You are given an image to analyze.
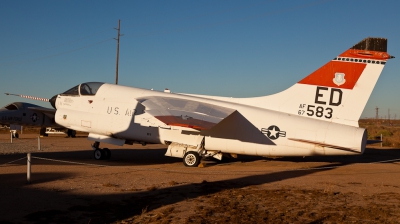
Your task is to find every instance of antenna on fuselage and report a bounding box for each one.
[114,19,123,85]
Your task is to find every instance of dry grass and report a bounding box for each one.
[359,119,400,147]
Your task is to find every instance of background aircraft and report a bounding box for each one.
[7,37,394,167]
[0,102,76,138]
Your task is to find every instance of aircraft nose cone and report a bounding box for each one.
[49,95,58,109]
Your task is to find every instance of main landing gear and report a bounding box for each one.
[11,130,19,138]
[92,141,111,160]
[183,151,201,167]
[67,129,76,138]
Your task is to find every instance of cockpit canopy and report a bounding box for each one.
[61,82,104,96]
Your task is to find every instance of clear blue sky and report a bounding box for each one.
[1,0,399,118]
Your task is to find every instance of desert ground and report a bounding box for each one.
[1,132,400,223]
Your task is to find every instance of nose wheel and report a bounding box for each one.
[92,142,111,160]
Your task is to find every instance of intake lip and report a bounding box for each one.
[49,94,58,109]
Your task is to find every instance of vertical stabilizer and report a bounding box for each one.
[243,37,393,126]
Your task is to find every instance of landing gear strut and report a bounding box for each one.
[11,130,19,138]
[92,141,111,160]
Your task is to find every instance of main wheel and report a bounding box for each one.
[94,149,103,160]
[103,148,111,160]
[183,151,200,167]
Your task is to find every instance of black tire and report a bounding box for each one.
[40,128,46,136]
[94,149,103,160]
[183,151,200,167]
[103,148,111,160]
[220,154,233,163]
[14,133,19,138]
[71,130,76,138]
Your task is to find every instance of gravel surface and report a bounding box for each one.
[1,134,400,223]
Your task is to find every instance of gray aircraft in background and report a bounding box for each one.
[0,102,75,138]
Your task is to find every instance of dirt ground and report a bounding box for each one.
[1,133,400,223]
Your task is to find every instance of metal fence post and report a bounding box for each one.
[10,132,12,143]
[27,153,31,183]
[38,136,41,151]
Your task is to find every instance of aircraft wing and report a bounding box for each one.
[27,107,56,119]
[137,96,236,130]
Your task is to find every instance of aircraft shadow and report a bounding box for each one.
[0,163,337,223]
[254,147,400,164]
[0,147,182,166]
[1,147,400,223]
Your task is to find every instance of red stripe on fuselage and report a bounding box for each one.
[155,116,216,130]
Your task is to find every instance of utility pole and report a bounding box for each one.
[388,109,390,121]
[375,107,379,120]
[114,19,123,85]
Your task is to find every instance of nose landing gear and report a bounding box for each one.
[92,141,111,160]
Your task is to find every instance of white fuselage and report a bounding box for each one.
[54,83,365,157]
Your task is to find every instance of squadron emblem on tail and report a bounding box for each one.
[333,72,346,86]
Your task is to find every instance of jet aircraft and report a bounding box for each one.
[8,37,395,167]
[0,102,76,137]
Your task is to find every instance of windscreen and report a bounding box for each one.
[61,85,79,96]
[60,82,104,96]
[4,104,19,110]
[80,82,104,96]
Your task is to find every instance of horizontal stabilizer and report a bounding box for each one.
[366,139,382,144]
